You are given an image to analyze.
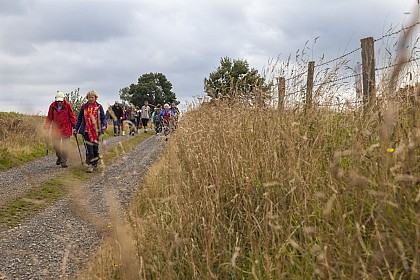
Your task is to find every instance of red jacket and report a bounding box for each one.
[45,100,77,138]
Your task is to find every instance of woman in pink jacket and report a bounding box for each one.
[44,91,76,168]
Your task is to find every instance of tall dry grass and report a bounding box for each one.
[0,112,47,169]
[106,88,418,279]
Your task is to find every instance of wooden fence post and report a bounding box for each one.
[305,61,315,111]
[277,77,285,110]
[360,37,376,110]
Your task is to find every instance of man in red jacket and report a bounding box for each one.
[44,91,77,168]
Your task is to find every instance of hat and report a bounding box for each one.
[55,91,65,102]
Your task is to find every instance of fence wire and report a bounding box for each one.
[284,57,417,95]
[374,21,420,43]
[275,22,419,108]
[282,22,419,82]
[315,47,362,68]
[375,56,420,72]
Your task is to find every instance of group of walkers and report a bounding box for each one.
[110,100,179,139]
[109,100,152,136]
[44,90,179,173]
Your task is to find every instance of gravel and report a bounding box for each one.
[0,135,140,206]
[0,134,164,279]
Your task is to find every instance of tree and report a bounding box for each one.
[204,57,266,101]
[64,88,84,116]
[119,86,132,104]
[121,73,177,107]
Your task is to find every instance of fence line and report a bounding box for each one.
[285,70,308,82]
[315,22,420,69]
[374,21,420,43]
[375,56,420,72]
[283,56,418,99]
[316,47,361,68]
[313,72,362,87]
[276,22,419,110]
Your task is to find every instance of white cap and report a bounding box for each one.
[55,91,65,102]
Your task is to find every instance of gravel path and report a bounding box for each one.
[0,135,135,206]
[0,135,164,279]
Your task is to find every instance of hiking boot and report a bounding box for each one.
[61,162,68,168]
[56,158,62,165]
[86,165,94,173]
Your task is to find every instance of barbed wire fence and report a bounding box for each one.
[272,21,420,111]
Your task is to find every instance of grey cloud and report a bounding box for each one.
[0,1,136,56]
[0,0,32,16]
[0,0,416,114]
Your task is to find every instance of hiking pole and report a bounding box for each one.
[74,133,84,165]
[45,129,50,155]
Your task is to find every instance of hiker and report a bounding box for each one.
[158,103,175,140]
[140,100,151,133]
[73,90,107,173]
[121,105,127,136]
[44,91,77,168]
[111,101,122,136]
[171,101,180,128]
[152,103,162,134]
[135,106,141,132]
[127,104,137,135]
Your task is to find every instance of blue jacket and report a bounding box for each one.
[75,102,107,135]
[158,108,175,122]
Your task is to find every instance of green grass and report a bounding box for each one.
[0,178,67,228]
[0,145,47,171]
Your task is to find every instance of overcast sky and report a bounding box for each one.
[0,0,418,114]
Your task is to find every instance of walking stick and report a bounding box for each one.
[74,133,84,165]
[45,129,50,155]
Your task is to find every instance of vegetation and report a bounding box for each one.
[120,72,177,107]
[0,112,46,170]
[204,57,266,102]
[64,87,85,116]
